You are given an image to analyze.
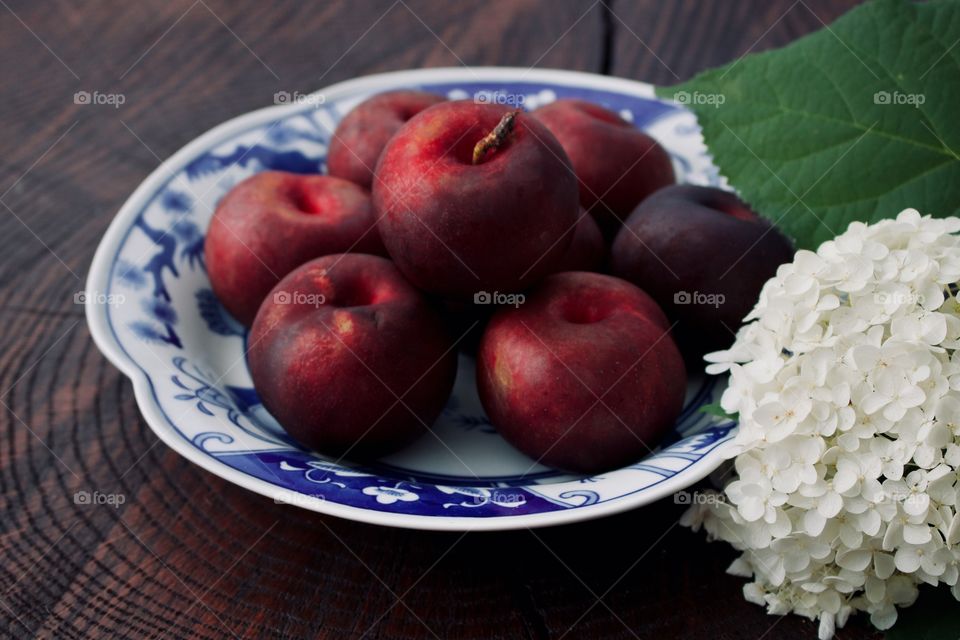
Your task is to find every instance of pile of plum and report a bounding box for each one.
[205,91,793,473]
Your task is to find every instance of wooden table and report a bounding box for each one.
[0,1,879,638]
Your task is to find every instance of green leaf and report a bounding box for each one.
[885,586,960,640]
[698,402,737,421]
[656,0,960,250]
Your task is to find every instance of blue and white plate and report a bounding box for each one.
[86,67,736,531]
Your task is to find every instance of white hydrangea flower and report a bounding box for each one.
[687,209,960,638]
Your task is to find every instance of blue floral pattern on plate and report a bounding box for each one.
[86,68,735,530]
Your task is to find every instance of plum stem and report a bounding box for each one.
[472,110,519,165]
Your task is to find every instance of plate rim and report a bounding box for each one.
[86,66,734,531]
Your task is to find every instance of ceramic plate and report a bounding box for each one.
[86,67,736,531]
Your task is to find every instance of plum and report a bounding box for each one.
[373,101,579,297]
[205,171,386,326]
[248,253,457,457]
[327,90,445,189]
[476,271,685,473]
[533,99,675,236]
[610,185,794,355]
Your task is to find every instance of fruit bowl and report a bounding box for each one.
[86,67,736,531]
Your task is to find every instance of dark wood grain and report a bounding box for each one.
[607,0,863,85]
[0,1,881,639]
